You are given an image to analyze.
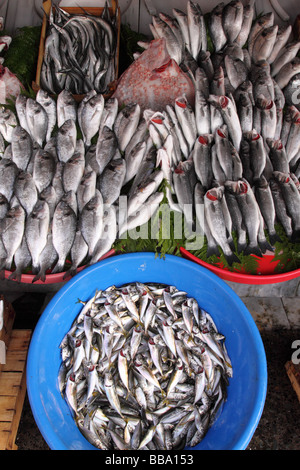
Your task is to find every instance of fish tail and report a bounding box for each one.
[224,252,240,266]
[206,245,220,258]
[291,229,300,243]
[51,258,65,274]
[268,232,282,246]
[237,242,247,254]
[244,244,263,257]
[63,267,77,280]
[259,238,274,253]
[8,270,21,282]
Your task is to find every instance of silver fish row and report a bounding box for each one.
[40,1,118,95]
[58,282,232,450]
[138,1,300,264]
[0,90,175,281]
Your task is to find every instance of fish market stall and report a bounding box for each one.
[0,0,299,454]
[0,0,299,288]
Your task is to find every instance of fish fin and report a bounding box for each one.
[291,229,300,243]
[268,232,282,246]
[0,269,5,281]
[244,244,263,257]
[8,270,21,283]
[224,252,240,266]
[63,267,77,280]
[259,239,274,253]
[206,245,220,258]
[51,260,65,274]
[237,242,247,254]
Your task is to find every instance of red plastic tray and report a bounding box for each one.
[180,247,300,285]
[3,249,116,285]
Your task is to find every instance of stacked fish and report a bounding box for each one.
[0,89,167,281]
[58,282,232,450]
[40,2,118,95]
[137,0,300,265]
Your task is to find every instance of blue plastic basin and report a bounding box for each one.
[26,252,267,450]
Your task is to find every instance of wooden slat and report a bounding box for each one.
[0,296,16,376]
[0,329,32,450]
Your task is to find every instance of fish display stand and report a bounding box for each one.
[0,295,31,450]
[32,0,121,101]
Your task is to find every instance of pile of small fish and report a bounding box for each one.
[132,0,300,265]
[58,282,232,450]
[40,2,118,94]
[0,89,167,281]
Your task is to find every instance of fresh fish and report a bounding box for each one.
[114,103,141,153]
[191,135,213,190]
[222,1,244,44]
[0,193,8,219]
[151,15,182,65]
[15,94,30,134]
[204,186,239,266]
[248,12,274,57]
[273,171,300,240]
[56,89,77,128]
[77,169,97,214]
[36,89,56,142]
[267,24,292,64]
[8,237,31,283]
[271,41,300,78]
[0,159,18,201]
[252,25,278,64]
[87,205,117,266]
[208,95,242,151]
[119,191,164,237]
[25,98,48,147]
[79,93,104,147]
[57,119,77,163]
[0,106,17,144]
[174,95,197,153]
[52,200,77,273]
[11,126,32,171]
[79,189,104,259]
[208,3,227,53]
[254,176,281,245]
[32,233,58,283]
[14,171,38,216]
[95,125,118,175]
[97,157,126,206]
[33,149,56,194]
[124,141,147,185]
[25,200,50,273]
[227,179,263,257]
[62,150,85,194]
[269,178,293,239]
[274,57,300,89]
[235,0,255,48]
[244,130,266,181]
[266,139,289,173]
[224,55,248,90]
[0,204,25,270]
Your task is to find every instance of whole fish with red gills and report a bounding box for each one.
[112,38,195,111]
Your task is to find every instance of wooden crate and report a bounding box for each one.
[0,296,32,450]
[32,0,121,101]
[285,360,300,403]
